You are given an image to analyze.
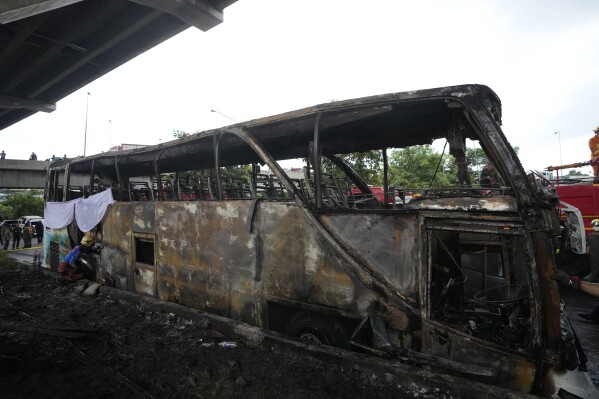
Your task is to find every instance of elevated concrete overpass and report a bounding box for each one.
[0,159,86,189]
[0,159,51,188]
[0,0,237,131]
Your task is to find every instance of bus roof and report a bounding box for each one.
[52,84,502,179]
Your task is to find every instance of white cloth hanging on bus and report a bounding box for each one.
[44,198,80,229]
[74,189,116,232]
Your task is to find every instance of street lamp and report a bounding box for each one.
[109,119,112,149]
[210,109,236,124]
[554,131,562,166]
[84,91,91,156]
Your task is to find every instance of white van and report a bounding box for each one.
[17,215,43,230]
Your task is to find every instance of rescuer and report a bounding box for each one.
[554,219,599,322]
[11,225,21,250]
[57,233,99,284]
[22,223,34,248]
[588,126,599,176]
[1,225,10,251]
[554,269,599,321]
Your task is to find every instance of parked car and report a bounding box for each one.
[0,219,18,229]
[17,216,43,237]
[17,216,43,229]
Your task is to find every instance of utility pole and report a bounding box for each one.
[84,92,91,156]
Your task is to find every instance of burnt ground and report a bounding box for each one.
[0,255,597,399]
[0,258,458,399]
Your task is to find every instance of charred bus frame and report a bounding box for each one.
[44,84,598,398]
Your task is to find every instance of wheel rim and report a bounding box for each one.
[299,330,329,345]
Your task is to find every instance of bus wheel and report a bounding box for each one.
[284,311,347,348]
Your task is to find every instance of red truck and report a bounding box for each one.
[555,181,599,234]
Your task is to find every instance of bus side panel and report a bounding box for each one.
[102,201,381,328]
[319,213,420,304]
[155,201,260,325]
[421,320,536,393]
[258,203,378,316]
[101,204,135,291]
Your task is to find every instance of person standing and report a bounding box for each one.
[1,226,10,250]
[34,221,44,244]
[29,152,37,160]
[22,223,33,248]
[0,150,5,159]
[588,126,599,177]
[11,225,21,249]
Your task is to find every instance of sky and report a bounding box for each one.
[2,0,599,176]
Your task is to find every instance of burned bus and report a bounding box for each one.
[44,84,598,398]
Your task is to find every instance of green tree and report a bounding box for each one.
[466,147,487,172]
[0,190,43,219]
[568,170,583,176]
[172,129,192,139]
[322,151,383,185]
[220,165,251,180]
[388,145,457,188]
[466,145,519,184]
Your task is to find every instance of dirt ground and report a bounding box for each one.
[0,258,458,399]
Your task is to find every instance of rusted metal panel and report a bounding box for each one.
[533,232,561,350]
[156,201,257,318]
[99,200,381,325]
[408,196,518,213]
[319,213,420,304]
[258,203,379,316]
[101,205,134,290]
[421,320,536,392]
[133,261,155,297]
[131,203,156,233]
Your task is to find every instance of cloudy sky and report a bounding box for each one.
[3,0,599,175]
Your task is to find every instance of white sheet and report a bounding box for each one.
[44,199,80,229]
[75,189,116,232]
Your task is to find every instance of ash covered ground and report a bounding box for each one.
[0,259,454,399]
[2,256,598,399]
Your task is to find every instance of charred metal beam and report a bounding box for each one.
[313,113,322,210]
[213,134,222,200]
[153,148,165,201]
[383,148,388,207]
[447,115,470,186]
[224,127,297,199]
[63,164,70,201]
[89,158,95,197]
[52,169,59,202]
[114,156,122,201]
[326,154,371,195]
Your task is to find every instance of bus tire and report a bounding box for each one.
[284,311,348,348]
